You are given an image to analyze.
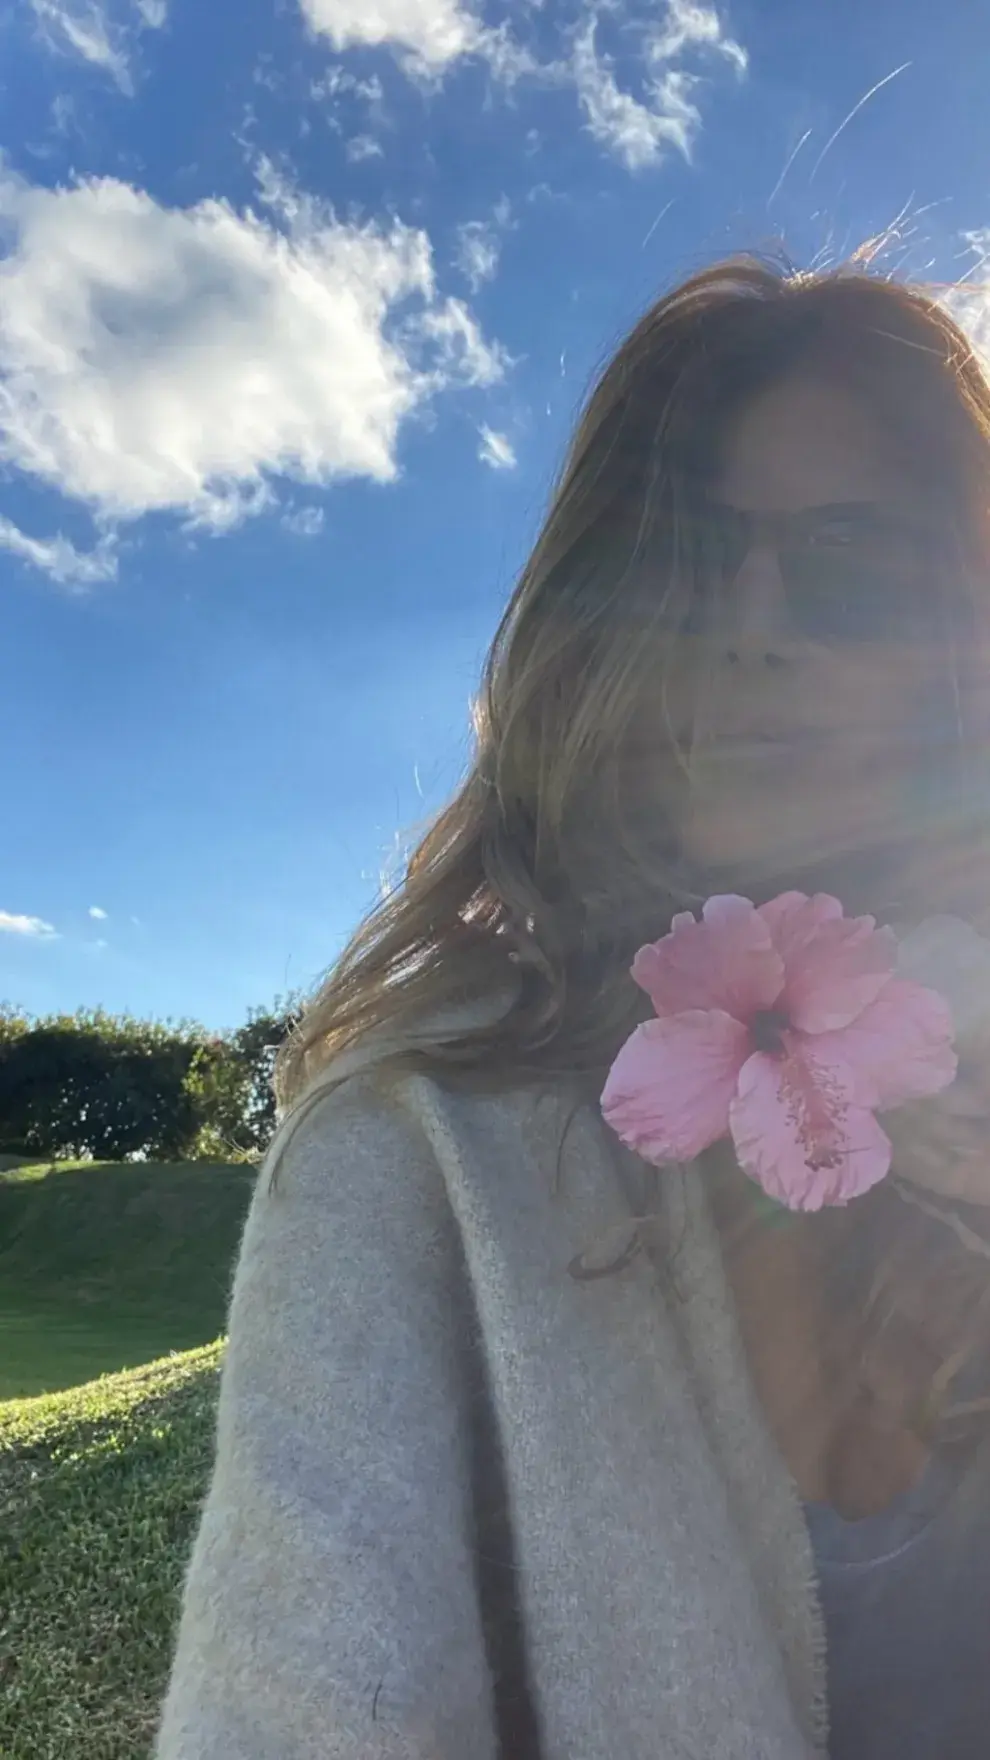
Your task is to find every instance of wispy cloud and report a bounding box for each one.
[0,156,506,542]
[0,516,117,587]
[573,1,747,172]
[454,198,512,292]
[0,910,58,938]
[478,425,516,470]
[281,505,325,536]
[648,0,747,71]
[456,221,500,290]
[303,2,747,171]
[29,0,167,95]
[345,133,385,163]
[88,905,108,919]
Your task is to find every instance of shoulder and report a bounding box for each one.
[263,988,574,1209]
[264,1058,573,1221]
[221,1030,583,1429]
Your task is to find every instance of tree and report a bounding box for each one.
[0,1011,204,1161]
[0,997,305,1164]
[191,998,303,1159]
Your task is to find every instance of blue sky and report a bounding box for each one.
[3,0,990,1030]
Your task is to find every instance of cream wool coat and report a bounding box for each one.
[155,1004,829,1760]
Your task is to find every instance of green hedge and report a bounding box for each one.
[0,1001,300,1164]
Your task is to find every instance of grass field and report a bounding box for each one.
[0,1157,257,1756]
[0,1158,255,1400]
[0,1345,224,1760]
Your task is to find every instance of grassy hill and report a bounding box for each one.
[0,1345,223,1760]
[0,1159,256,1400]
[0,1157,259,1753]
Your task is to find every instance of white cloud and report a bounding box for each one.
[0,910,57,938]
[648,0,747,72]
[303,3,745,170]
[455,222,499,290]
[88,905,108,919]
[0,515,117,585]
[572,20,670,171]
[300,0,480,72]
[454,200,512,291]
[31,0,131,90]
[478,424,516,469]
[0,157,506,535]
[309,66,384,106]
[282,504,325,535]
[413,295,506,385]
[469,19,537,85]
[345,133,385,162]
[573,2,747,172]
[29,0,167,95]
[299,0,534,83]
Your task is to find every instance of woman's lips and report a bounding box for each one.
[684,734,825,777]
[748,732,818,749]
[696,730,822,756]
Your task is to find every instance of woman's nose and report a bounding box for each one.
[721,542,791,667]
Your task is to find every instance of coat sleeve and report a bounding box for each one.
[154,1073,500,1759]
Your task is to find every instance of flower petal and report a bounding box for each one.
[760,892,897,1034]
[812,978,957,1110]
[759,889,844,933]
[631,895,784,1023]
[729,1043,892,1211]
[602,1009,749,1164]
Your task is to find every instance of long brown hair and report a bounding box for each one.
[275,249,990,1451]
[279,249,990,1103]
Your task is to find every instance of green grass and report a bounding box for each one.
[0,1158,256,1752]
[0,1345,223,1760]
[0,1159,256,1399]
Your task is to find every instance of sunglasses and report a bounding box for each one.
[678,500,960,644]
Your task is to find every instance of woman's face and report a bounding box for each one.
[669,373,971,891]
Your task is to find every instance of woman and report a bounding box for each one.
[156,253,990,1759]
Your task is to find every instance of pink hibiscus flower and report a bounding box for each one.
[601,892,958,1211]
